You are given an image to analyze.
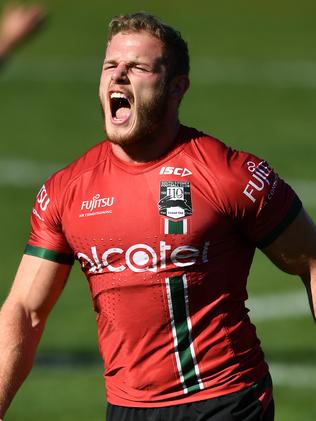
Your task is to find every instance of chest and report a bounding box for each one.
[61,161,234,278]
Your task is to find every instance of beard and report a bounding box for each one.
[100,81,169,147]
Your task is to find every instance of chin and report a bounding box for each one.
[106,126,140,146]
[105,118,144,146]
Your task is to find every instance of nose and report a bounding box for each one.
[111,62,129,83]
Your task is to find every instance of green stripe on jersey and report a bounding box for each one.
[164,218,187,234]
[24,244,74,265]
[166,275,204,394]
[257,196,302,248]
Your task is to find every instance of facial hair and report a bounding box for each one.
[101,80,169,147]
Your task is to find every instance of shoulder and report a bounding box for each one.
[180,125,230,162]
[180,125,261,178]
[36,140,111,217]
[47,139,110,191]
[180,125,280,210]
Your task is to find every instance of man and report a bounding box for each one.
[0,12,315,421]
[0,3,46,66]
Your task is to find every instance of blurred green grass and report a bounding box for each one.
[1,0,316,419]
[4,368,105,421]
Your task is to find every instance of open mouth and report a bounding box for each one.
[110,92,132,122]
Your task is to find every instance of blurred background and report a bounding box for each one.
[0,0,316,419]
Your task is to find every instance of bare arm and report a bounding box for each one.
[262,207,316,320]
[0,4,46,60]
[0,254,71,419]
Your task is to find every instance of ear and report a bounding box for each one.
[169,75,190,102]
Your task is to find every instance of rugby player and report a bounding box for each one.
[1,12,315,421]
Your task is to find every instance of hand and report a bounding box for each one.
[0,3,46,56]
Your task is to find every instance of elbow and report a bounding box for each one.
[29,307,48,329]
[8,299,47,330]
[29,310,43,328]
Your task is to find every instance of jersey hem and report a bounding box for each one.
[106,366,269,408]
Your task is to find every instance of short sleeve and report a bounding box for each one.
[25,174,74,265]
[219,149,302,247]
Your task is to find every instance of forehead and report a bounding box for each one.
[105,31,164,62]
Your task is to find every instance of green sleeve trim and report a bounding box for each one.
[24,244,74,265]
[257,196,302,249]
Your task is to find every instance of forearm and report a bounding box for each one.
[0,300,44,418]
[0,4,46,64]
[0,255,71,418]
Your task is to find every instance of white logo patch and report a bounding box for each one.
[36,184,50,211]
[80,194,114,218]
[160,167,192,177]
[243,161,272,203]
[77,240,210,274]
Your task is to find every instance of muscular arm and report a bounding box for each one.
[262,207,316,320]
[0,255,71,418]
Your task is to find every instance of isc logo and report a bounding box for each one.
[160,166,192,177]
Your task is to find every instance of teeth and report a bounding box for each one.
[110,92,127,99]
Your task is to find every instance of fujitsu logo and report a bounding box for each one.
[81,194,114,212]
[77,240,210,274]
[160,166,192,177]
[243,161,273,203]
[37,184,50,211]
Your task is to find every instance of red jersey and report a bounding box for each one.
[26,126,301,407]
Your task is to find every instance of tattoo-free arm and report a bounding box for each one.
[262,208,316,320]
[0,4,46,62]
[0,254,71,418]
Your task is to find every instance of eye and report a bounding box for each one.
[103,63,117,71]
[133,65,149,73]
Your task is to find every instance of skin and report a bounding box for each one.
[263,208,316,320]
[0,29,316,419]
[99,31,189,163]
[0,4,46,60]
[0,255,71,419]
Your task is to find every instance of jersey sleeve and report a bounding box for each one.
[25,172,75,265]
[219,149,302,248]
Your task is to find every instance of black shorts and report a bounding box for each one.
[106,373,274,421]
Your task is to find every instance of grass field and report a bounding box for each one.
[1,0,316,419]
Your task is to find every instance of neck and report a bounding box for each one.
[110,120,181,164]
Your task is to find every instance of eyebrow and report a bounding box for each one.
[104,59,150,66]
[103,59,117,66]
[103,58,166,73]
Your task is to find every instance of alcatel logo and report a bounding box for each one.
[77,241,210,274]
[160,166,192,177]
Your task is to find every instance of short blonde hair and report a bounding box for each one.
[108,12,190,80]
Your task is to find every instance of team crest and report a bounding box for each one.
[158,181,192,220]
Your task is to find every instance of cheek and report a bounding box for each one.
[138,83,161,103]
[99,74,108,96]
[147,77,167,96]
[99,89,108,112]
